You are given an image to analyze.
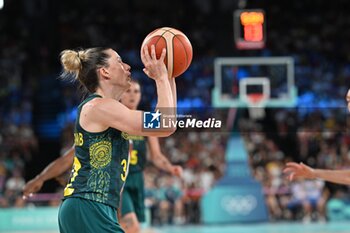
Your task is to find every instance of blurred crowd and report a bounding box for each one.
[2,0,350,225]
[143,132,227,225]
[0,90,38,208]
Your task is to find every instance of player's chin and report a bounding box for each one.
[126,76,132,85]
[124,76,132,86]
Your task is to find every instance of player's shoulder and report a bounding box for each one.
[89,97,120,108]
[82,97,122,114]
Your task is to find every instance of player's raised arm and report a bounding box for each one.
[23,147,75,199]
[169,74,177,109]
[142,45,175,111]
[89,99,173,137]
[142,45,177,131]
[283,162,350,185]
[87,45,176,137]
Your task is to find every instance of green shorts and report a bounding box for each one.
[58,197,124,233]
[121,171,145,222]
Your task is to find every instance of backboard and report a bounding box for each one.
[212,57,297,108]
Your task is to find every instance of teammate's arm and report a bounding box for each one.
[147,136,183,177]
[284,162,350,185]
[22,147,75,199]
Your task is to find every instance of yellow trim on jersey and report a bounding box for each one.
[64,156,82,196]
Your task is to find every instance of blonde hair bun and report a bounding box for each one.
[60,50,82,73]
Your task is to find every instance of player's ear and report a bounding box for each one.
[99,67,110,80]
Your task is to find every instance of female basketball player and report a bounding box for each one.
[57,45,176,233]
[23,81,182,233]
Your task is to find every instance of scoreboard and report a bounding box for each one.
[234,9,266,50]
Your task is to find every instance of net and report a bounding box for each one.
[246,93,266,120]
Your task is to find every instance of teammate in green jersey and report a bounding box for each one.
[50,46,176,233]
[119,80,182,233]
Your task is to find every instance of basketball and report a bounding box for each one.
[141,27,193,78]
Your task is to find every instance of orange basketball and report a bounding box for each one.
[141,27,193,78]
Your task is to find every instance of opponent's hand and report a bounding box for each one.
[22,176,44,199]
[170,165,183,178]
[346,89,350,112]
[141,45,168,80]
[283,162,316,181]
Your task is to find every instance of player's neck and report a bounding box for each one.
[95,86,125,100]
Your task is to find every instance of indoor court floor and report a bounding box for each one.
[158,222,350,233]
[8,222,350,233]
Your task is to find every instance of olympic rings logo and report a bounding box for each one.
[221,195,257,215]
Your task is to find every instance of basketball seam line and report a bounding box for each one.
[155,29,174,77]
[168,29,191,75]
[162,31,175,77]
[164,29,190,77]
[153,30,169,50]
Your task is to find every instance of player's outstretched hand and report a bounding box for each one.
[170,165,183,178]
[141,45,168,80]
[22,176,44,199]
[283,162,315,181]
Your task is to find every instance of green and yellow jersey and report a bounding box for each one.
[127,135,147,174]
[121,135,147,222]
[63,94,129,209]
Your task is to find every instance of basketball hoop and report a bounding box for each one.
[246,93,266,120]
[239,77,270,120]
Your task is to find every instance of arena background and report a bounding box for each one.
[1,0,350,232]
